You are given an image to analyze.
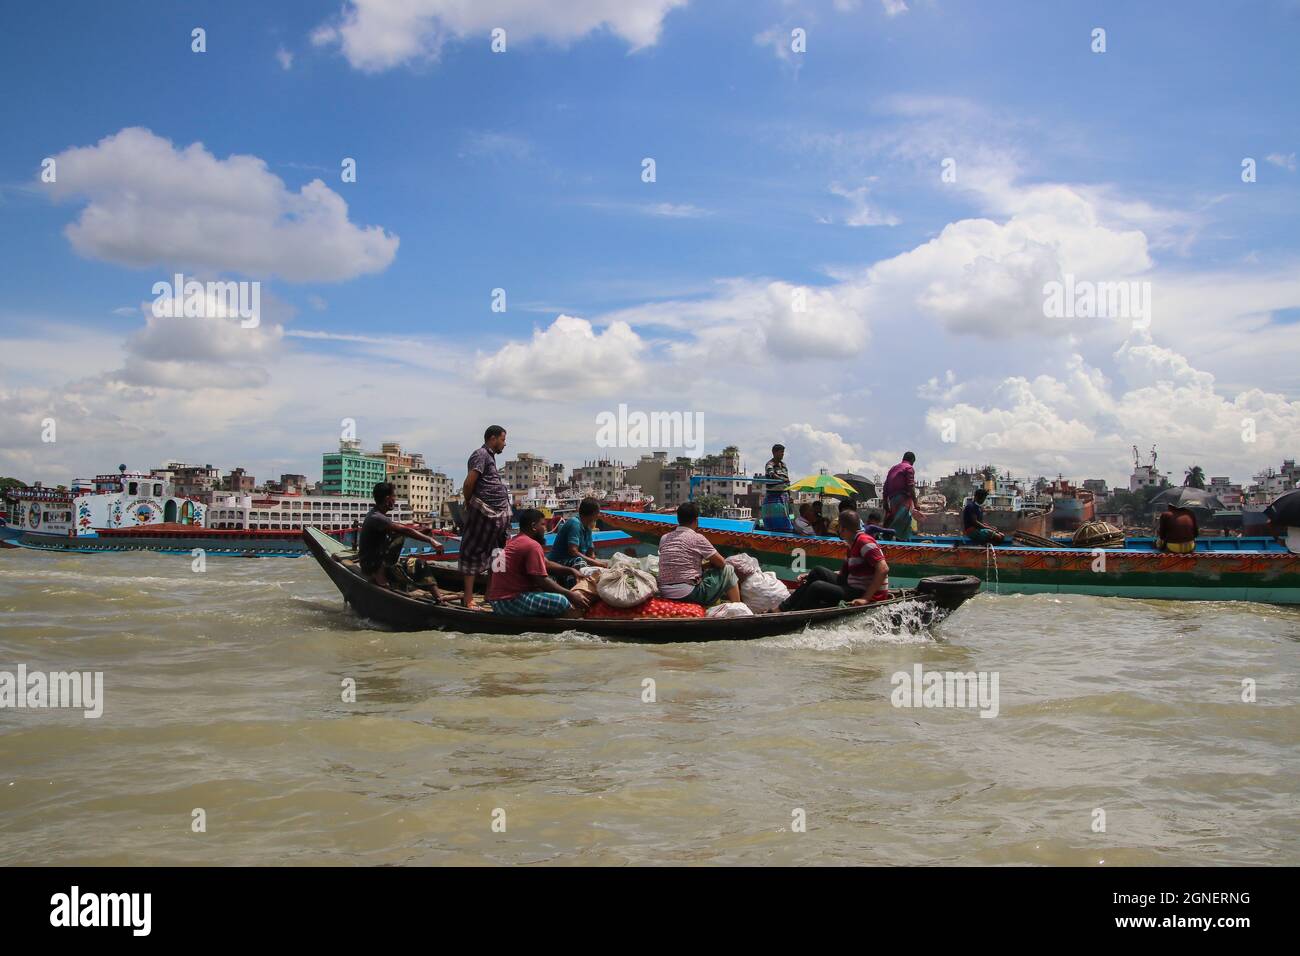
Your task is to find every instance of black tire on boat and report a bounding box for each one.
[917,574,981,611]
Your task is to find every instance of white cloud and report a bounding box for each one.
[828,180,900,227]
[45,128,398,282]
[584,200,711,218]
[1265,152,1296,172]
[881,0,909,16]
[473,315,648,400]
[778,423,895,478]
[313,0,687,72]
[924,333,1300,481]
[459,130,534,161]
[754,26,798,65]
[866,183,1152,338]
[276,47,294,70]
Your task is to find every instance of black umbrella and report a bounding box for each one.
[1151,486,1223,513]
[835,473,876,500]
[1265,489,1300,527]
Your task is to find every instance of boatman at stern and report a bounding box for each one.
[778,510,890,612]
[358,481,446,592]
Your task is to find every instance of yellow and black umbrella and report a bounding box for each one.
[788,472,857,498]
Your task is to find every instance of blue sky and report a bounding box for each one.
[1,0,1298,490]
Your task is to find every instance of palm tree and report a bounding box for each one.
[1184,465,1206,489]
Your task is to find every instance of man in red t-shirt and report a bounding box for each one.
[778,511,890,612]
[487,509,592,617]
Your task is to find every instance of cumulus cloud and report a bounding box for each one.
[924,333,1300,479]
[313,0,687,72]
[867,182,1152,338]
[778,423,895,477]
[473,315,647,400]
[44,128,398,282]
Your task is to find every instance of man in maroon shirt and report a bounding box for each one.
[487,510,592,617]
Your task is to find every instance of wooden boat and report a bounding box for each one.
[598,510,1300,605]
[303,527,979,642]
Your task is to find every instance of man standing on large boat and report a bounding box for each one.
[460,425,512,609]
[762,443,793,532]
[883,452,918,541]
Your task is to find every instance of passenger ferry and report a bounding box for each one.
[0,467,414,557]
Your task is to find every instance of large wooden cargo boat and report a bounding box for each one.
[598,511,1300,605]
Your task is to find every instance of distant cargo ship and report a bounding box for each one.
[1047,478,1097,531]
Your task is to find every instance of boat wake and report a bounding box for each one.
[762,599,940,650]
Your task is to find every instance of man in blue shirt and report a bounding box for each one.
[549,497,609,584]
[962,489,1005,544]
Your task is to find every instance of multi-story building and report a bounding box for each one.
[206,492,410,532]
[503,453,550,493]
[161,462,221,498]
[226,467,255,493]
[1207,477,1244,510]
[391,468,436,523]
[1129,463,1166,492]
[378,441,426,476]
[1082,478,1109,498]
[624,452,693,509]
[572,459,626,492]
[322,440,389,498]
[625,452,668,503]
[695,446,742,476]
[1249,466,1294,499]
[549,463,566,488]
[694,475,752,507]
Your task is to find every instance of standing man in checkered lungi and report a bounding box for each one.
[460,425,512,609]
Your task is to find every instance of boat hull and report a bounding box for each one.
[1051,496,1096,531]
[303,527,967,641]
[0,523,638,560]
[598,511,1300,604]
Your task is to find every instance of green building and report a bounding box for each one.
[321,443,388,498]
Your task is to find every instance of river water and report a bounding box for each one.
[1,550,1296,866]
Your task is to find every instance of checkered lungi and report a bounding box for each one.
[491,591,570,617]
[458,500,511,575]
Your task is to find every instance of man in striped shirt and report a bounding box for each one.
[778,510,889,612]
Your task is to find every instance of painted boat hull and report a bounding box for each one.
[598,511,1300,605]
[303,527,971,641]
[0,523,637,560]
